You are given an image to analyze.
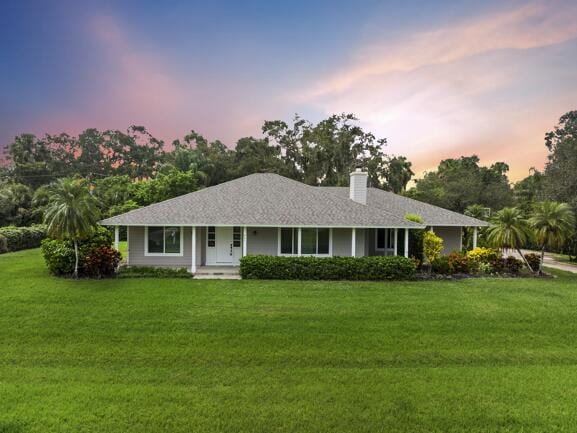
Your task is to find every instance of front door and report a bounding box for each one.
[216,227,233,264]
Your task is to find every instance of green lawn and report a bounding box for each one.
[2,250,577,432]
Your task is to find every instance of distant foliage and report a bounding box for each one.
[240,255,417,280]
[0,225,46,254]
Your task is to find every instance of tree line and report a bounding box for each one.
[1,111,576,259]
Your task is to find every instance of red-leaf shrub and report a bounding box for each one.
[524,253,541,272]
[447,252,470,274]
[81,246,121,278]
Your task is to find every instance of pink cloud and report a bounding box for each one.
[306,0,577,98]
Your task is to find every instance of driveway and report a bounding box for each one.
[519,250,577,274]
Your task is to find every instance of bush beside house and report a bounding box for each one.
[41,226,120,278]
[0,225,46,254]
[240,255,417,280]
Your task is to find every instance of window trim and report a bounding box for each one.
[278,227,332,257]
[144,226,184,257]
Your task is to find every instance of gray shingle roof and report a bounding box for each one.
[100,173,424,228]
[326,187,489,227]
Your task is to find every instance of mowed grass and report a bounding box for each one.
[1,250,577,432]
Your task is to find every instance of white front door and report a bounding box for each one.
[206,226,242,265]
[216,227,233,264]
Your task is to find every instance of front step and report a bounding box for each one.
[193,267,241,280]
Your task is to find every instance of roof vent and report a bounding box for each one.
[349,168,368,205]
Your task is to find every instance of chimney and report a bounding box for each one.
[349,168,368,205]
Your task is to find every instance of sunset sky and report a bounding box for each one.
[1,0,576,180]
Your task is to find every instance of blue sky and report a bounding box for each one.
[1,0,576,179]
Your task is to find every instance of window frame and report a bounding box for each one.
[144,226,184,257]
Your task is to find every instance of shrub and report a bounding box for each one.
[40,239,76,275]
[117,266,191,278]
[467,247,500,265]
[82,246,121,278]
[239,255,416,280]
[431,256,450,274]
[41,226,116,277]
[447,252,470,274]
[524,253,541,272]
[423,231,444,264]
[0,225,46,254]
[505,256,523,274]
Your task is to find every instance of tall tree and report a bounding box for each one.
[529,201,575,274]
[541,111,577,259]
[5,134,53,188]
[486,207,532,270]
[384,156,414,193]
[262,114,391,187]
[406,155,513,213]
[44,178,100,278]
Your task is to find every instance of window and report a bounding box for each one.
[207,226,215,247]
[376,228,386,250]
[146,226,182,255]
[233,227,241,248]
[376,229,396,252]
[279,228,331,256]
[280,228,298,254]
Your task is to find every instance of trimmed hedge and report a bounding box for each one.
[240,255,416,280]
[0,225,46,254]
[116,266,191,279]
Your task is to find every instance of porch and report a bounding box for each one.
[115,225,414,274]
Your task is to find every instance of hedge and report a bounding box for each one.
[0,225,46,254]
[239,255,417,280]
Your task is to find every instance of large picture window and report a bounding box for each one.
[145,226,183,255]
[280,228,330,256]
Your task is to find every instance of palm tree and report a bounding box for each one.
[529,201,575,274]
[486,207,533,271]
[44,178,100,278]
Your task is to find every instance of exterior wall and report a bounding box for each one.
[127,225,421,267]
[332,228,352,256]
[128,226,193,268]
[246,227,278,255]
[433,226,463,255]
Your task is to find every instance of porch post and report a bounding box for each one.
[242,226,248,257]
[351,228,356,257]
[473,227,478,250]
[394,228,398,256]
[297,228,302,256]
[114,226,119,251]
[404,229,409,258]
[191,226,197,273]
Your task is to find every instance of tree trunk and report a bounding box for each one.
[539,246,546,276]
[516,248,534,274]
[73,240,79,279]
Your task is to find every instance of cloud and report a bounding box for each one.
[306,0,577,98]
[301,0,577,180]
